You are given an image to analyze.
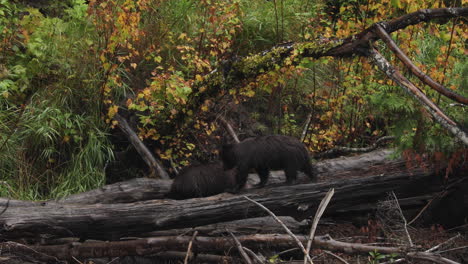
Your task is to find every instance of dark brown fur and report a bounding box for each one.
[221,135,316,192]
[166,162,237,199]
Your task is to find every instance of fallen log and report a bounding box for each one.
[59,149,399,204]
[0,242,64,264]
[24,234,461,264]
[21,234,402,260]
[58,178,172,204]
[0,167,461,241]
[25,216,307,245]
[140,216,308,237]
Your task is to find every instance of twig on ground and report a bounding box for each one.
[229,231,253,264]
[105,257,120,264]
[184,230,198,264]
[426,233,461,253]
[436,246,468,254]
[304,188,334,264]
[244,196,313,264]
[407,252,460,264]
[407,193,440,225]
[391,191,413,247]
[72,256,83,264]
[242,246,265,264]
[324,250,350,264]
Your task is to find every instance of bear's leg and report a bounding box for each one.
[302,161,317,182]
[226,166,249,193]
[255,167,270,188]
[284,166,298,185]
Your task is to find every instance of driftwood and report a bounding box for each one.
[0,167,461,241]
[59,149,397,205]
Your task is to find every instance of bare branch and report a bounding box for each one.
[426,233,461,253]
[407,193,439,226]
[326,8,468,57]
[301,112,313,142]
[323,250,350,264]
[304,189,334,264]
[244,196,313,264]
[374,23,468,105]
[391,191,413,247]
[217,116,240,143]
[242,247,265,264]
[184,231,198,264]
[114,113,169,179]
[229,231,253,264]
[366,47,468,145]
[407,252,460,264]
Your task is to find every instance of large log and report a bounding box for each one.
[58,178,173,204]
[59,149,398,204]
[1,167,461,241]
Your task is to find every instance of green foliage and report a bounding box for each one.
[0,1,112,200]
[368,250,398,264]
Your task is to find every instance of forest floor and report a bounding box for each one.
[307,222,468,263]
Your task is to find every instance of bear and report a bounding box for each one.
[221,135,316,192]
[166,162,237,199]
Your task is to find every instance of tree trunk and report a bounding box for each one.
[59,149,399,205]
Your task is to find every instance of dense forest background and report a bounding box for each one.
[0,0,466,200]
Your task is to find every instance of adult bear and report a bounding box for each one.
[221,135,316,192]
[166,162,237,199]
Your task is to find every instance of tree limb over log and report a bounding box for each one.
[373,23,467,105]
[1,167,463,241]
[325,8,468,57]
[365,47,468,145]
[205,8,467,88]
[191,7,467,144]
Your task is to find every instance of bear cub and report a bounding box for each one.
[166,162,237,199]
[221,135,316,192]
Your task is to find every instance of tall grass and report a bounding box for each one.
[0,0,113,200]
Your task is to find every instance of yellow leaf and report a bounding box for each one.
[195,74,203,82]
[107,105,119,118]
[130,63,137,69]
